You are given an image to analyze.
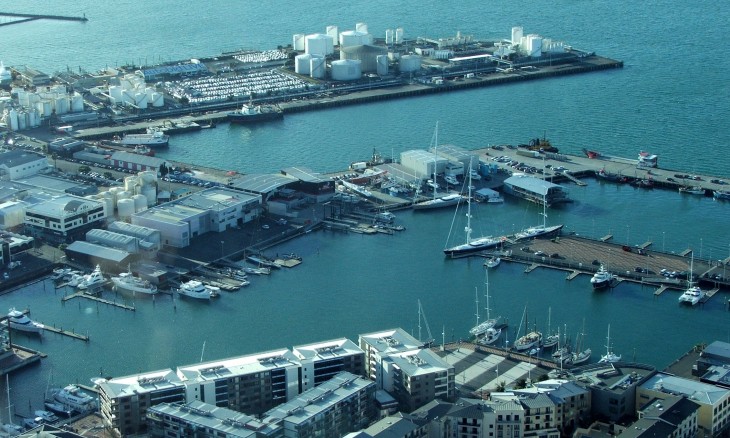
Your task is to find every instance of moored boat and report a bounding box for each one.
[598,324,621,363]
[49,384,98,414]
[413,193,465,210]
[111,270,157,295]
[679,186,704,195]
[714,190,730,201]
[227,100,283,124]
[178,280,219,300]
[44,400,73,417]
[678,285,705,306]
[77,265,106,290]
[570,348,592,365]
[514,331,543,352]
[4,308,44,333]
[590,265,616,290]
[119,130,169,147]
[33,410,58,423]
[478,327,502,345]
[483,256,501,268]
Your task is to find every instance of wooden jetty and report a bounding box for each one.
[62,291,135,311]
[43,325,89,342]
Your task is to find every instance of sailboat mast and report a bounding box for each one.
[484,269,491,321]
[474,287,480,330]
[464,159,473,244]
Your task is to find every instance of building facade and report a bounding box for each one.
[292,338,365,393]
[24,195,106,243]
[0,150,48,180]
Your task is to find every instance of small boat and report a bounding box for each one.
[541,308,559,349]
[50,267,73,281]
[514,331,543,352]
[66,273,84,287]
[590,265,616,290]
[2,423,23,435]
[512,195,564,241]
[246,255,280,269]
[598,324,621,363]
[477,327,502,345]
[714,190,730,201]
[679,186,704,195]
[77,265,105,290]
[33,410,58,423]
[44,400,73,417]
[413,193,465,211]
[483,256,501,268]
[23,417,43,430]
[678,254,705,306]
[178,280,219,300]
[469,269,501,337]
[111,270,157,295]
[243,266,271,275]
[582,148,602,159]
[4,308,44,333]
[571,348,592,365]
[49,384,97,414]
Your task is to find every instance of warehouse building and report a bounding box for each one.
[64,240,134,271]
[503,175,569,207]
[107,221,161,251]
[111,151,167,173]
[131,187,261,248]
[0,150,48,180]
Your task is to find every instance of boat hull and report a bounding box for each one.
[112,279,158,295]
[413,196,463,211]
[227,111,283,124]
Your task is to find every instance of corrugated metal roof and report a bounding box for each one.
[66,240,130,262]
[111,151,165,167]
[281,167,327,183]
[504,175,563,196]
[229,173,296,193]
[0,150,47,168]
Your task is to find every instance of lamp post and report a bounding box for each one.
[662,232,666,252]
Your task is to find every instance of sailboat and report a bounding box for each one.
[513,307,542,352]
[541,307,560,349]
[414,123,465,211]
[512,194,564,241]
[569,321,592,365]
[678,252,706,306]
[444,159,504,257]
[470,270,502,345]
[2,375,23,436]
[598,324,622,363]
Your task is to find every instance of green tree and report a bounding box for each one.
[78,165,91,174]
[514,378,527,389]
[494,380,507,392]
[103,172,113,180]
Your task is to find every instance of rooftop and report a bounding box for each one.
[387,348,451,376]
[149,400,273,437]
[0,149,48,168]
[26,195,103,218]
[641,371,730,406]
[292,338,362,361]
[281,167,329,184]
[176,348,299,381]
[229,173,296,194]
[66,241,131,263]
[504,174,564,195]
[359,328,424,355]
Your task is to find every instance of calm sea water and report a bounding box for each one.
[1,0,729,422]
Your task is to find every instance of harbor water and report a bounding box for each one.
[1,0,729,422]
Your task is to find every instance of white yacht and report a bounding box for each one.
[4,308,44,333]
[512,195,564,241]
[514,331,543,352]
[478,327,502,345]
[178,280,219,300]
[678,285,705,306]
[598,324,622,363]
[590,265,616,290]
[111,271,158,295]
[483,256,501,268]
[77,265,106,289]
[50,384,98,414]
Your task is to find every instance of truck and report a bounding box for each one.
[516,149,540,158]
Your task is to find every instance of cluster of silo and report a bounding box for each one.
[10,84,84,119]
[295,53,326,79]
[1,107,41,130]
[0,61,11,86]
[339,45,388,73]
[93,171,157,220]
[331,60,362,81]
[108,73,162,109]
[385,28,405,45]
[522,34,543,57]
[339,30,373,48]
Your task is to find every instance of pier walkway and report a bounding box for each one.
[62,291,136,311]
[0,12,88,24]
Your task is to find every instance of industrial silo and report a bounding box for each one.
[385,29,394,45]
[526,34,542,57]
[395,28,404,44]
[330,59,362,81]
[150,92,164,107]
[398,54,422,73]
[7,109,18,131]
[339,30,368,48]
[71,92,84,112]
[305,34,333,56]
[512,26,523,45]
[132,194,148,213]
[292,34,305,51]
[326,25,338,42]
[310,55,326,79]
[141,185,156,207]
[376,55,388,76]
[54,96,69,114]
[117,198,135,219]
[109,86,123,101]
[339,45,388,73]
[140,171,157,185]
[355,22,368,34]
[124,176,139,192]
[295,54,312,75]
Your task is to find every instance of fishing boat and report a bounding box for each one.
[119,130,169,147]
[512,195,563,241]
[582,148,602,159]
[483,256,501,268]
[77,265,106,290]
[590,265,616,290]
[598,324,622,363]
[49,384,98,414]
[227,98,283,124]
[679,186,704,195]
[4,308,44,333]
[444,164,504,257]
[713,190,730,201]
[111,270,158,295]
[178,280,219,300]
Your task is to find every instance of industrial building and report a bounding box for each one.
[107,221,161,251]
[503,175,569,207]
[279,167,335,202]
[262,372,375,437]
[434,144,479,175]
[399,150,448,180]
[132,187,261,248]
[24,195,106,243]
[0,150,48,180]
[111,150,167,173]
[48,137,86,155]
[14,66,51,86]
[64,240,135,271]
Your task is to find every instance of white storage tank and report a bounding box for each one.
[17,111,27,130]
[54,96,69,114]
[141,185,156,207]
[28,110,40,128]
[339,45,388,73]
[295,54,312,75]
[355,22,368,34]
[376,55,389,76]
[395,27,404,44]
[71,92,84,112]
[7,109,18,131]
[330,59,362,81]
[140,171,157,185]
[36,100,53,117]
[109,86,123,101]
[292,34,305,51]
[150,92,164,107]
[117,190,132,201]
[310,56,326,79]
[385,29,394,45]
[132,194,147,212]
[101,196,114,216]
[117,198,135,219]
[124,176,139,192]
[135,93,148,109]
[305,33,333,56]
[399,54,422,73]
[339,30,367,48]
[326,25,338,42]
[512,26,523,45]
[527,34,542,57]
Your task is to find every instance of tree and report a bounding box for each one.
[103,172,113,180]
[494,380,507,392]
[514,378,527,389]
[78,165,91,174]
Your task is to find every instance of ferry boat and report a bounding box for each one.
[178,280,219,300]
[49,384,98,414]
[4,308,44,333]
[111,271,158,295]
[227,100,283,124]
[119,130,169,147]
